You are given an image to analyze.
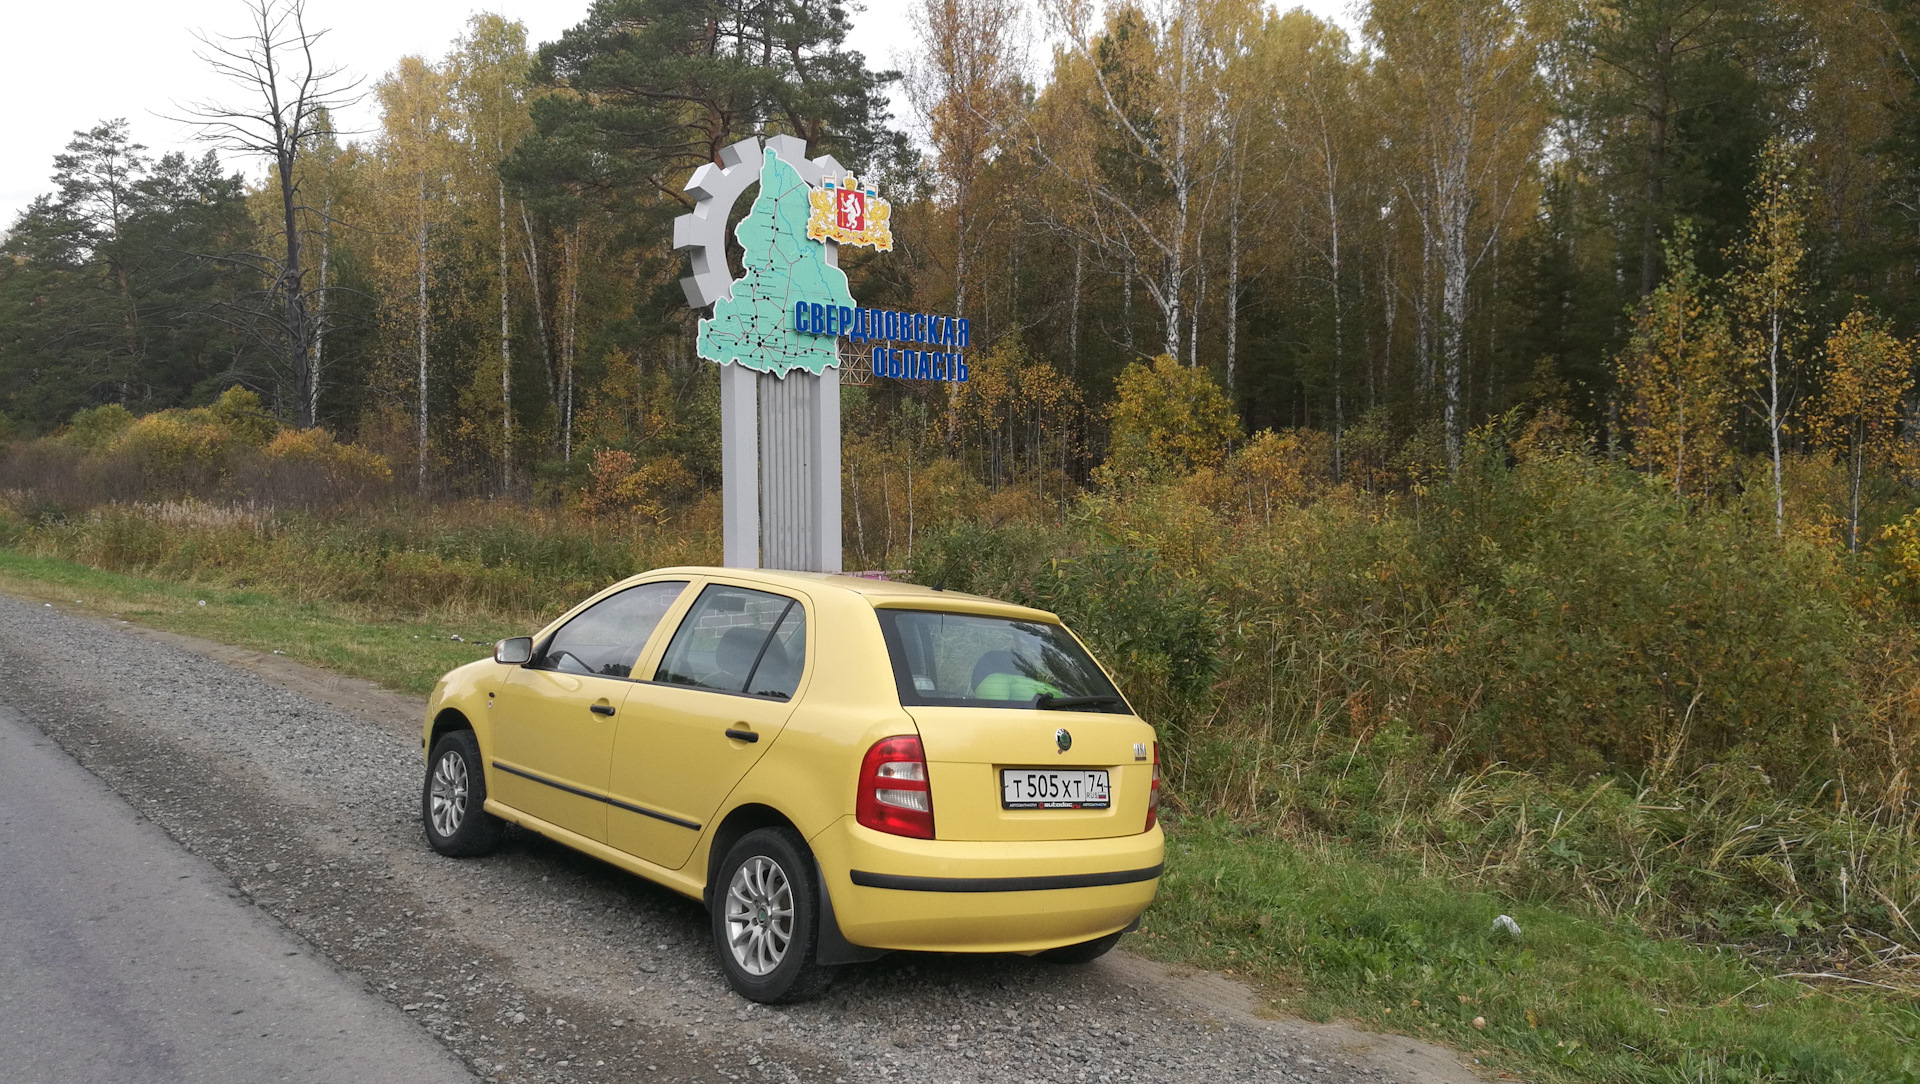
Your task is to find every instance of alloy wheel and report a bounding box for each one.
[724,856,795,976]
[428,750,469,838]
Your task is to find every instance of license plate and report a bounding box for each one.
[1001,769,1111,810]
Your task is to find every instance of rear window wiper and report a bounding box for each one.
[1035,694,1125,710]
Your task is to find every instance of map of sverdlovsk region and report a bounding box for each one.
[697,149,856,377]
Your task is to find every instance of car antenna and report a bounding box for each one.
[929,554,958,592]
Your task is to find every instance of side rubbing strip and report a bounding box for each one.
[606,795,702,830]
[848,864,1164,893]
[490,761,701,831]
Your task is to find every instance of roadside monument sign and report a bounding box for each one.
[674,135,966,572]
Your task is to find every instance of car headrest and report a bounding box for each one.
[971,648,1017,689]
[716,626,767,678]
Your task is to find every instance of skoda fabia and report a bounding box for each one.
[418,567,1163,1002]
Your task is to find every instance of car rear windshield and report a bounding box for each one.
[876,609,1128,713]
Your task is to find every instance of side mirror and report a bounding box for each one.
[493,636,533,666]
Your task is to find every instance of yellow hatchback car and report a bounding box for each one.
[418,567,1163,1002]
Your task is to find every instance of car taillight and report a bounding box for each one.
[856,735,935,840]
[1144,741,1160,832]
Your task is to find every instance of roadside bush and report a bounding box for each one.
[252,429,394,506]
[1099,354,1239,482]
[1428,438,1857,782]
[582,449,695,522]
[100,411,240,498]
[63,403,135,451]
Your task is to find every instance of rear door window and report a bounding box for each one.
[654,584,804,699]
[536,580,688,678]
[876,610,1126,712]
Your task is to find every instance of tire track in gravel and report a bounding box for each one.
[0,593,1486,1084]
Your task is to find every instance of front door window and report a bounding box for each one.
[538,580,687,677]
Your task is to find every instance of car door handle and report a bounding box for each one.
[589,704,617,717]
[724,727,758,743]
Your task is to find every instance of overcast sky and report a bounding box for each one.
[1,0,1356,229]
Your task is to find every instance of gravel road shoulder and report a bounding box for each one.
[0,594,1489,1084]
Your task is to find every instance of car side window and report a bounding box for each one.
[654,585,802,697]
[537,580,688,678]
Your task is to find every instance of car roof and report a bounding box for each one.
[640,566,1061,624]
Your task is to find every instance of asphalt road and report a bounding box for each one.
[0,595,1486,1084]
[0,704,475,1083]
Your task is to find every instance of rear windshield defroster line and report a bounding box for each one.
[875,609,1130,713]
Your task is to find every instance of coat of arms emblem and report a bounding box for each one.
[807,174,893,251]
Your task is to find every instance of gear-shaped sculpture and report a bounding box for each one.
[672,134,845,310]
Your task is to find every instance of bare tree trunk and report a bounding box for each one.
[1069,241,1084,377]
[277,134,313,426]
[1226,148,1242,399]
[498,175,513,492]
[1378,235,1395,412]
[850,448,866,566]
[1641,33,1673,296]
[1441,194,1468,471]
[1767,309,1785,533]
[1188,210,1205,368]
[1323,139,1344,480]
[1849,439,1864,552]
[518,202,556,410]
[415,175,430,492]
[309,188,329,427]
[1416,231,1432,397]
[1162,3,1191,361]
[561,225,579,464]
[951,181,970,439]
[954,194,970,321]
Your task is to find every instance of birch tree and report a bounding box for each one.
[1271,13,1363,474]
[1813,310,1914,551]
[1726,138,1807,535]
[906,0,1027,324]
[1369,0,1543,469]
[373,56,454,490]
[1034,0,1224,359]
[451,15,533,492]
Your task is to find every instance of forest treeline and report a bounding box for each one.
[11,0,1920,515]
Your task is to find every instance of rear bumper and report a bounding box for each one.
[809,817,1164,953]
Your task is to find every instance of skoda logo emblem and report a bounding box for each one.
[1055,728,1073,754]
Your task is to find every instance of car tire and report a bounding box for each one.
[422,730,504,858]
[1039,929,1125,965]
[711,828,838,1003]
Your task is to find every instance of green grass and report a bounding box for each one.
[1142,819,1920,1083]
[0,547,1912,1083]
[0,550,517,695]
